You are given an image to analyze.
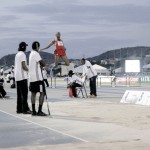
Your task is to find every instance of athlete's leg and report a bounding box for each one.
[61,55,70,66]
[55,55,60,67]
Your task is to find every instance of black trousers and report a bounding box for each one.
[44,79,49,87]
[89,76,97,96]
[71,83,82,97]
[0,85,6,97]
[16,79,30,113]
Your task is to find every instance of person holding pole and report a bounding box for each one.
[29,41,47,116]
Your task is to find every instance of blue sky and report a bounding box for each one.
[0,0,150,59]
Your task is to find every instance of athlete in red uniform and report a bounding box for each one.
[40,32,69,68]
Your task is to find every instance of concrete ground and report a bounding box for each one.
[0,78,150,150]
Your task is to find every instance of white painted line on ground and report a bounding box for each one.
[0,110,88,143]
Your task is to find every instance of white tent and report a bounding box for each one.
[115,67,122,73]
[93,64,107,70]
[73,64,109,74]
[92,64,109,74]
[73,65,83,73]
[61,63,75,75]
[143,64,150,69]
[4,67,12,74]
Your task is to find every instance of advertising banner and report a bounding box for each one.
[121,90,150,106]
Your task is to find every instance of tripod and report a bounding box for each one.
[77,75,88,98]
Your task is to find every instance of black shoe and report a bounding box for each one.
[4,96,10,98]
[37,111,47,116]
[32,111,37,116]
[16,110,23,114]
[23,110,32,114]
[17,112,22,114]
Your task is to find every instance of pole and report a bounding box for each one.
[45,89,51,116]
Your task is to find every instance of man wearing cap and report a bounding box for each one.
[14,42,31,114]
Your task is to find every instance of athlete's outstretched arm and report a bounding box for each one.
[40,41,54,51]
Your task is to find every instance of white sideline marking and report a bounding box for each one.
[0,110,88,143]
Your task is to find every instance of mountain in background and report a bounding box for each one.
[87,46,150,69]
[88,46,150,62]
[0,51,55,67]
[1,46,150,69]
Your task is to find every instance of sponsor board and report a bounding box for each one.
[117,77,139,83]
[120,90,150,106]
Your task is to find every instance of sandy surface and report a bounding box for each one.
[1,141,150,150]
[1,85,150,150]
[51,100,150,130]
[6,100,149,150]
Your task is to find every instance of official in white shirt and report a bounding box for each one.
[81,58,97,98]
[29,41,47,116]
[14,42,31,114]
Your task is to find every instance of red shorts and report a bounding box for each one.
[54,49,66,56]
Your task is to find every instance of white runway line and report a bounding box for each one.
[0,110,88,143]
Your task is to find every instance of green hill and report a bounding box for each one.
[0,51,55,67]
[1,46,150,70]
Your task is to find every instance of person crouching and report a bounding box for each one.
[67,70,84,98]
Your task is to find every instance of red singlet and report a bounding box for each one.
[54,40,66,56]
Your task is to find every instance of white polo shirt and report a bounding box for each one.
[14,51,28,81]
[29,50,43,82]
[68,74,84,85]
[82,60,97,79]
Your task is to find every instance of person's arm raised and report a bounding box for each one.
[40,41,54,51]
